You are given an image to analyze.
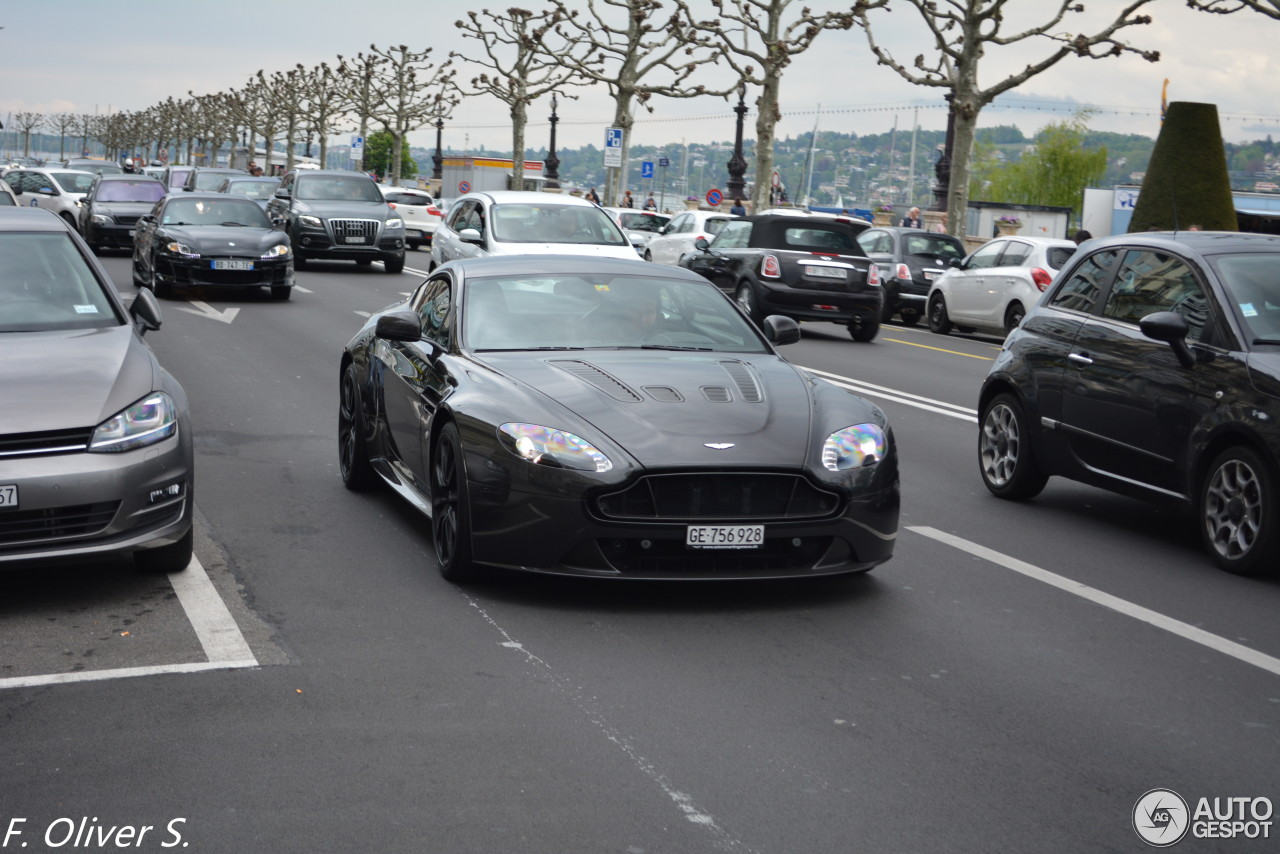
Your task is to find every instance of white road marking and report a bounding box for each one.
[0,555,258,691]
[293,285,313,294]
[910,526,1280,678]
[404,265,432,277]
[801,365,978,422]
[464,594,758,853]
[173,300,240,324]
[354,310,371,318]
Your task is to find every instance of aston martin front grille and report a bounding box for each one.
[595,473,840,521]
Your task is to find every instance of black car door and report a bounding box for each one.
[686,219,751,292]
[379,276,456,488]
[1059,248,1231,494]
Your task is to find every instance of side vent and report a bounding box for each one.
[643,386,684,402]
[719,361,763,403]
[701,386,733,403]
[550,360,644,402]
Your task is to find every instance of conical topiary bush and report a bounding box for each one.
[1129,102,1237,232]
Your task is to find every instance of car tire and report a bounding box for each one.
[848,316,880,342]
[134,527,193,574]
[978,393,1048,500]
[131,257,146,288]
[928,293,952,335]
[1200,445,1278,576]
[900,311,921,327]
[384,254,405,274]
[148,259,172,299]
[293,251,308,270]
[880,302,895,324]
[643,249,653,262]
[431,421,480,583]
[338,363,376,491]
[60,212,76,229]
[270,286,291,300]
[1005,302,1026,334]
[735,283,762,325]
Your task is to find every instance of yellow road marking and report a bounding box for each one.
[881,337,997,360]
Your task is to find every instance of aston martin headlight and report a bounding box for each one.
[163,241,200,258]
[821,423,886,471]
[498,423,612,473]
[91,214,115,225]
[260,244,290,258]
[89,392,178,453]
[385,217,404,229]
[299,215,323,228]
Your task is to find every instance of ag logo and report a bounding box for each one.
[1133,788,1190,847]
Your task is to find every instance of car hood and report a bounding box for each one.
[166,225,282,254]
[294,200,390,220]
[94,201,159,217]
[476,350,814,466]
[486,242,642,260]
[0,326,157,433]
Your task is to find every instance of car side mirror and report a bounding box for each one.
[458,227,484,245]
[274,188,290,199]
[694,237,710,251]
[271,216,285,228]
[130,287,163,334]
[761,314,800,345]
[375,309,423,342]
[1140,311,1196,368]
[949,257,964,269]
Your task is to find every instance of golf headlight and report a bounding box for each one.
[89,392,178,453]
[499,423,612,473]
[163,241,199,258]
[299,215,323,228]
[260,244,290,258]
[385,217,404,229]
[91,214,115,225]
[821,423,886,471]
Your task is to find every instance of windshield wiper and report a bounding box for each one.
[639,344,714,351]
[474,346,585,351]
[219,221,249,227]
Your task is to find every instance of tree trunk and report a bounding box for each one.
[509,99,528,191]
[752,75,781,210]
[947,95,981,239]
[391,128,405,185]
[285,116,297,172]
[357,116,369,174]
[262,125,275,173]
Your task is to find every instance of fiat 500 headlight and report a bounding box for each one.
[498,423,612,473]
[821,423,886,471]
[89,392,178,453]
[260,244,290,258]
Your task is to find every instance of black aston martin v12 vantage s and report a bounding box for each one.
[339,255,899,581]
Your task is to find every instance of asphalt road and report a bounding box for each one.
[2,251,1278,853]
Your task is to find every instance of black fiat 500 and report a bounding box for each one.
[978,231,1280,576]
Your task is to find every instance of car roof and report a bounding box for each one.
[466,190,595,206]
[0,207,74,231]
[1085,230,1280,255]
[989,235,1076,248]
[445,253,709,283]
[163,192,253,202]
[94,173,163,181]
[224,176,279,183]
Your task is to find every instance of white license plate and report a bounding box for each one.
[0,484,17,508]
[805,265,847,279]
[343,235,368,244]
[212,259,254,271]
[686,524,764,549]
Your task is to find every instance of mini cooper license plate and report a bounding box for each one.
[686,525,764,549]
[343,235,368,244]
[0,484,17,508]
[804,265,847,279]
[212,259,254,271]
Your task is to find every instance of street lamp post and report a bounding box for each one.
[930,93,956,213]
[726,82,748,205]
[544,93,561,191]
[432,116,444,184]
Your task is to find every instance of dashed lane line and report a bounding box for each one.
[801,365,979,423]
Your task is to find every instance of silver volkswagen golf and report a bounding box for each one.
[0,208,194,572]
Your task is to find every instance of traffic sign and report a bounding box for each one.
[604,127,623,168]
[351,135,364,153]
[458,180,472,194]
[658,157,670,168]
[706,188,723,207]
[641,161,654,179]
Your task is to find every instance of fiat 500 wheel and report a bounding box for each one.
[1200,445,1277,576]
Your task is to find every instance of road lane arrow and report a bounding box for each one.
[173,301,240,324]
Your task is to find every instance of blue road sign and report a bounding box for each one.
[604,128,623,168]
[641,161,654,179]
[706,189,723,207]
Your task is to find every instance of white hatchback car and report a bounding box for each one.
[643,209,737,265]
[380,185,443,251]
[927,235,1078,336]
[430,191,636,267]
[2,168,96,226]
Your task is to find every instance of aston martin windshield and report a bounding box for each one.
[464,273,769,353]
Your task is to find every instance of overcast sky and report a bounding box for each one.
[4,0,1278,157]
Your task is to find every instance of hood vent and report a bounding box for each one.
[643,386,684,402]
[550,360,644,402]
[701,386,732,402]
[719,361,763,403]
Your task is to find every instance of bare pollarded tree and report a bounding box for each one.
[298,62,352,168]
[852,0,1160,235]
[13,111,45,158]
[1186,0,1280,16]
[369,44,457,185]
[694,0,855,210]
[550,0,725,206]
[336,51,387,173]
[453,6,587,190]
[47,112,80,161]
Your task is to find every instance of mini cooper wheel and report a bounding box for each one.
[338,364,376,491]
[735,283,762,325]
[928,294,952,335]
[848,316,880,342]
[1200,445,1278,576]
[432,422,479,582]
[979,393,1047,500]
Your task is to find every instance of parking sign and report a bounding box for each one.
[641,161,654,179]
[604,127,623,168]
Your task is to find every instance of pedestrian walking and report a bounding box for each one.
[621,190,635,208]
[643,192,657,211]
[730,198,746,216]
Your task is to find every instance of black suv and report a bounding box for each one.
[856,226,966,326]
[681,213,881,341]
[77,173,168,251]
[979,230,1280,576]
[267,170,405,273]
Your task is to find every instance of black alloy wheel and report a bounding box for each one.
[978,393,1048,500]
[848,315,880,342]
[338,363,376,491]
[928,293,952,335]
[431,422,478,582]
[1005,302,1026,334]
[1200,445,1277,576]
